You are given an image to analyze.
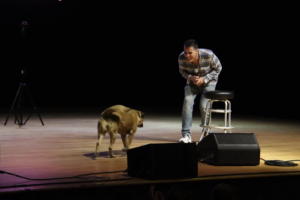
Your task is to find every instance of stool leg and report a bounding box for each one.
[228,100,232,133]
[224,100,228,133]
[208,101,213,132]
[199,100,211,141]
[206,100,213,136]
[199,129,206,142]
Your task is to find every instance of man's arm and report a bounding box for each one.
[179,59,190,80]
[203,53,222,84]
[179,58,204,86]
[179,56,194,84]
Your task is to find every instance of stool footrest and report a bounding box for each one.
[209,109,232,113]
[201,125,234,130]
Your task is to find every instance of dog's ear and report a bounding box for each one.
[110,111,122,122]
[102,110,122,122]
[138,111,144,118]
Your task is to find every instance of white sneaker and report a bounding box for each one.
[179,135,192,143]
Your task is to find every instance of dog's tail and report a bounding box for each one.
[95,118,107,157]
[97,117,107,138]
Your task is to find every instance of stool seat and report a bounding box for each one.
[204,90,234,100]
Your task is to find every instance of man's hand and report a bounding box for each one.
[190,76,205,86]
[189,75,198,83]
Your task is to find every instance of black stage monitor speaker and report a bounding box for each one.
[127,143,198,179]
[197,133,260,166]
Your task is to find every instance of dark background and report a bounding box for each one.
[0,1,299,119]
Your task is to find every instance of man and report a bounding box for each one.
[178,39,222,143]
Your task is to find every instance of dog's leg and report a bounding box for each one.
[121,134,129,152]
[108,132,116,158]
[95,134,104,157]
[127,134,134,148]
[95,120,106,158]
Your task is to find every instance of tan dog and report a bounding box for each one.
[95,105,144,158]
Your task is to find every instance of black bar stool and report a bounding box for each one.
[199,90,234,141]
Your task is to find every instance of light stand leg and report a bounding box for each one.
[4,83,22,125]
[24,85,44,126]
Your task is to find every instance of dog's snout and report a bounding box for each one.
[138,123,143,128]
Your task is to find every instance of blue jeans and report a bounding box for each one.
[181,82,217,137]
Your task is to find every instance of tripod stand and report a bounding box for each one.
[4,20,44,126]
[4,68,44,126]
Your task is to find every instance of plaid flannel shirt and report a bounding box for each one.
[178,48,222,85]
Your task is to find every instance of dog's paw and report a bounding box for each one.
[109,154,116,158]
[122,148,128,152]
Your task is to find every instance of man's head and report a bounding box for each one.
[183,39,199,61]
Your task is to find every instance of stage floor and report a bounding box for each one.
[1,113,300,193]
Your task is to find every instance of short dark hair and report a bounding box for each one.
[184,39,198,49]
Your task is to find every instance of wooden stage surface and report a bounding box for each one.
[1,113,300,193]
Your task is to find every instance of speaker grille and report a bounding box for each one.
[215,133,257,144]
[198,133,260,166]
